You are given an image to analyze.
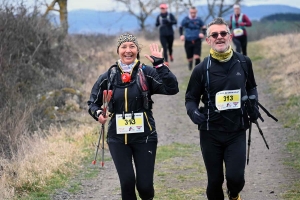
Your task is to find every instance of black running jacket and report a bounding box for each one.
[88,61,179,144]
[185,52,257,132]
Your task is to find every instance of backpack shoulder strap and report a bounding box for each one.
[239,13,244,22]
[138,64,151,109]
[107,65,117,90]
[202,56,211,100]
[202,56,209,85]
[167,13,170,21]
[235,52,248,78]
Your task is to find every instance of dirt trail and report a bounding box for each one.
[52,44,299,200]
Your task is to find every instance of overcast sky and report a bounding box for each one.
[7,0,300,11]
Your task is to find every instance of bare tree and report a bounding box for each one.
[43,0,68,37]
[166,0,196,20]
[167,0,243,23]
[205,0,243,21]
[113,0,160,32]
[113,0,243,32]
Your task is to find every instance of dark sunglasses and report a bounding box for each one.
[209,31,229,39]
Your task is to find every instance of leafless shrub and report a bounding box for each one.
[139,27,159,40]
[0,4,75,158]
[0,17,117,195]
[0,2,119,159]
[64,33,117,78]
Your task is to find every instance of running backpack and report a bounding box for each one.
[202,52,249,88]
[108,64,151,110]
[200,52,252,108]
[159,13,171,26]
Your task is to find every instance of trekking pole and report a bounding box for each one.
[253,120,269,149]
[92,89,113,167]
[100,123,105,167]
[256,101,278,122]
[92,127,103,165]
[247,95,270,150]
[247,122,252,165]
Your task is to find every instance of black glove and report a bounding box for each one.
[243,95,261,122]
[191,109,206,125]
[150,55,164,66]
[247,105,260,122]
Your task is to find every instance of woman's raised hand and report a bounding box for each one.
[145,43,164,63]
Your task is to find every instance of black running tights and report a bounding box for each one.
[108,142,157,200]
[159,35,174,62]
[233,35,248,55]
[199,130,246,200]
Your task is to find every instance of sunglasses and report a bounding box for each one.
[209,31,229,39]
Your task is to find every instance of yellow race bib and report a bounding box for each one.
[116,112,144,134]
[215,89,241,111]
[233,28,244,37]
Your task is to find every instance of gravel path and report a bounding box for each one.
[52,44,299,200]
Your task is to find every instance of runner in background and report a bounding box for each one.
[155,3,177,66]
[229,4,252,56]
[179,6,206,70]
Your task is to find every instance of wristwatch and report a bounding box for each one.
[95,110,103,118]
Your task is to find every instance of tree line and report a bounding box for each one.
[43,0,243,34]
[261,13,300,21]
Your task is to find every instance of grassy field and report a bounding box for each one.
[247,33,300,199]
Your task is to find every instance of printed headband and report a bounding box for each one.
[117,33,139,52]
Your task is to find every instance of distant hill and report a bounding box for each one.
[261,13,300,21]
[61,5,300,34]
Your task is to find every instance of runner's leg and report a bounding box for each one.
[193,39,202,66]
[200,130,225,200]
[240,35,248,56]
[232,37,242,53]
[109,143,137,200]
[185,40,194,70]
[167,35,174,61]
[160,35,169,62]
[225,130,246,198]
[133,142,157,200]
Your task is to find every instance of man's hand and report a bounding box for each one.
[248,106,260,123]
[191,109,206,125]
[199,33,204,39]
[243,96,261,123]
[180,35,185,41]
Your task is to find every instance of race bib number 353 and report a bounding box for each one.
[116,113,144,134]
[215,89,241,111]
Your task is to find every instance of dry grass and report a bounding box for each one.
[0,123,95,199]
[249,33,300,198]
[252,33,300,97]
